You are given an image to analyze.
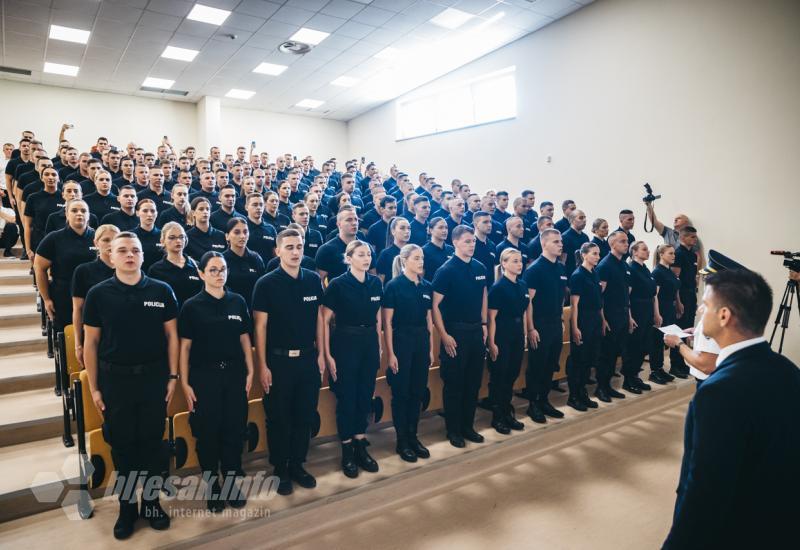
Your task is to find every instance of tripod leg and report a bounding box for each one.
[770,282,791,346]
[778,283,795,355]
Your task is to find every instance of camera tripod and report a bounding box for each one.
[769,279,799,354]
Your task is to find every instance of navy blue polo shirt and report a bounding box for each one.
[495,238,529,266]
[252,267,323,350]
[596,253,630,316]
[178,290,251,366]
[36,225,97,285]
[376,244,401,281]
[147,256,202,308]
[629,261,657,303]
[101,210,138,231]
[189,189,219,210]
[366,218,390,253]
[492,210,511,225]
[45,210,99,234]
[137,188,172,211]
[323,271,383,327]
[488,276,530,329]
[210,208,244,232]
[308,213,328,235]
[316,236,375,280]
[444,216,468,245]
[83,274,178,364]
[554,217,570,233]
[71,258,114,299]
[382,275,432,329]
[246,218,277,264]
[653,264,680,320]
[133,226,163,272]
[409,218,428,246]
[223,248,265,310]
[674,244,698,300]
[84,192,118,222]
[156,206,190,230]
[523,255,567,325]
[432,255,487,325]
[303,227,323,258]
[263,211,290,233]
[474,236,497,286]
[186,225,227,261]
[569,266,602,312]
[528,235,543,261]
[422,241,453,280]
[561,228,590,277]
[25,189,62,249]
[591,236,610,259]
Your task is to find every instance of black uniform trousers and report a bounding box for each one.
[599,309,629,387]
[439,324,485,436]
[488,319,524,410]
[650,310,676,371]
[671,292,697,371]
[0,221,19,252]
[526,319,562,402]
[568,310,602,395]
[386,326,430,441]
[623,299,653,378]
[262,352,321,467]
[188,363,247,478]
[50,279,73,331]
[98,365,168,503]
[331,326,380,441]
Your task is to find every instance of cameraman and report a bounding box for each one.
[645,202,704,267]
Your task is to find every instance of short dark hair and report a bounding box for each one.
[277,228,303,247]
[705,269,772,336]
[619,209,634,216]
[380,196,397,208]
[521,189,535,197]
[413,195,430,205]
[680,226,697,237]
[451,224,473,242]
[540,201,553,209]
[562,199,575,210]
[472,210,491,223]
[199,251,224,271]
[496,191,508,198]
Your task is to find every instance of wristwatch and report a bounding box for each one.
[169,374,180,380]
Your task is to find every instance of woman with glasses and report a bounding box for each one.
[178,251,254,512]
[148,221,202,308]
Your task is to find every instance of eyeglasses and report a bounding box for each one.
[207,267,227,276]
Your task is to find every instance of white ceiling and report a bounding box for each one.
[0,0,592,121]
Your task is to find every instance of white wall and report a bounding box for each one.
[0,80,197,155]
[348,0,800,362]
[219,107,348,164]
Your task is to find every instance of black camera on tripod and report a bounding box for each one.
[642,182,661,203]
[771,250,800,272]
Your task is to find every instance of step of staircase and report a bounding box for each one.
[0,255,25,269]
[0,352,55,394]
[0,325,47,355]
[0,267,33,286]
[0,284,37,307]
[0,387,67,447]
[0,304,41,329]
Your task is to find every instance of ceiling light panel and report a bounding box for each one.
[289,28,330,45]
[225,88,255,99]
[186,4,231,26]
[430,8,474,30]
[161,46,199,62]
[331,76,360,87]
[296,99,324,109]
[253,62,288,76]
[49,24,91,44]
[43,62,80,76]
[142,77,175,89]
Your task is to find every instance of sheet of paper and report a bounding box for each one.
[658,324,692,338]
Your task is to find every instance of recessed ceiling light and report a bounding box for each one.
[161,46,199,62]
[186,3,231,26]
[430,8,474,30]
[48,24,90,44]
[296,99,324,109]
[142,77,174,89]
[253,62,288,76]
[374,47,403,60]
[43,62,79,76]
[289,28,330,46]
[331,76,359,87]
[225,88,255,100]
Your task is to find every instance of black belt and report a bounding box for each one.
[269,347,315,358]
[98,358,167,375]
[446,322,482,331]
[335,324,377,334]
[194,359,243,370]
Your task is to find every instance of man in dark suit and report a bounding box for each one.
[663,269,800,549]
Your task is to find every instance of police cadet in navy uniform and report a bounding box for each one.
[471,211,497,286]
[223,217,265,311]
[382,244,435,462]
[253,228,325,496]
[527,216,553,262]
[595,230,635,402]
[34,199,96,331]
[243,192,278,266]
[316,206,375,283]
[561,210,590,279]
[669,226,700,376]
[486,248,530,434]
[496,216,530,267]
[522,228,567,423]
[321,240,384,477]
[178,252,254,513]
[622,241,657,392]
[376,216,410,283]
[82,232,179,540]
[265,224,317,273]
[71,224,119,367]
[590,218,611,259]
[147,222,202,308]
[649,244,680,384]
[133,199,162,272]
[567,242,603,411]
[432,225,488,448]
[186,197,227,261]
[422,217,453,280]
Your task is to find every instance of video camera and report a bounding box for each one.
[642,182,661,203]
[771,251,800,272]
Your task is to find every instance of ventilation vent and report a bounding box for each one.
[139,86,189,96]
[279,41,312,55]
[0,66,32,76]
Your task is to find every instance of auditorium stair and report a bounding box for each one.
[0,255,695,547]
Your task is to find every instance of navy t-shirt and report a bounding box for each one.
[323,271,383,327]
[523,255,567,325]
[432,256,487,325]
[382,275,432,329]
[569,266,603,313]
